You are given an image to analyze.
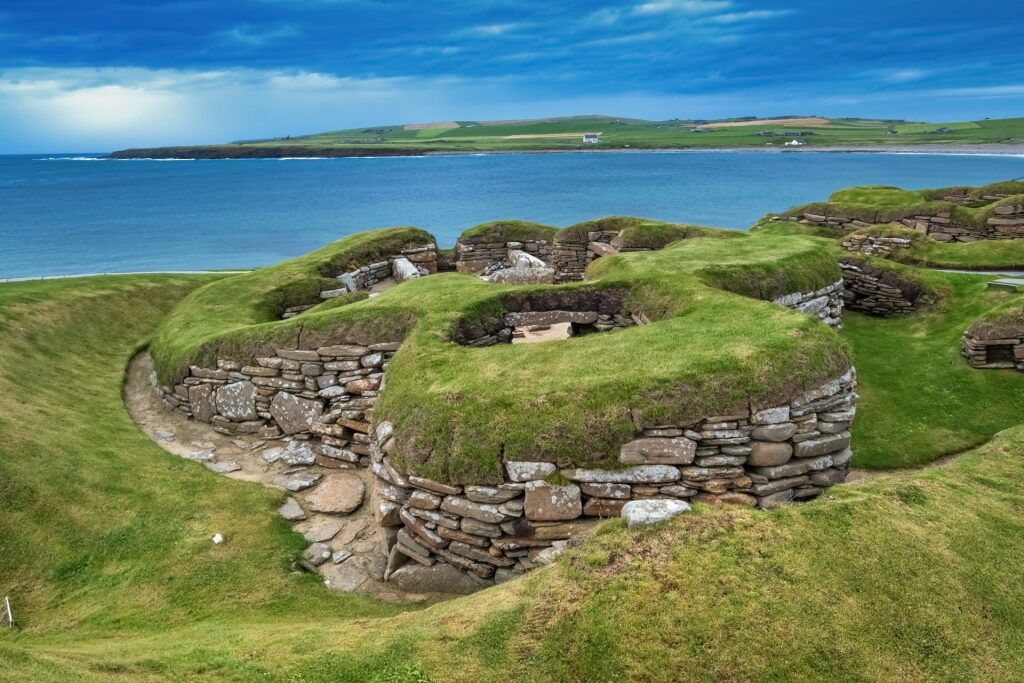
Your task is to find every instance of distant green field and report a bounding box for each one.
[114,115,1024,157]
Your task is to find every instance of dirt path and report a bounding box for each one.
[124,351,440,602]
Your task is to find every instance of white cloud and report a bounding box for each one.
[458,22,524,37]
[880,68,930,83]
[218,24,299,47]
[702,9,792,23]
[633,0,732,16]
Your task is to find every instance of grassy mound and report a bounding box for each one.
[4,272,1024,680]
[150,227,434,383]
[457,220,559,244]
[556,216,737,250]
[783,180,1024,231]
[150,224,846,484]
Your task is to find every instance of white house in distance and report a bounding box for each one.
[784,138,806,146]
[582,133,600,143]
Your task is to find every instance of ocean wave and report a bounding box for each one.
[36,156,106,161]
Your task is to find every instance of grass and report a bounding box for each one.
[149,224,847,484]
[5,268,1024,680]
[0,276,412,639]
[111,115,1024,157]
[844,271,1024,468]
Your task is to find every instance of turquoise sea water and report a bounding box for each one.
[2,151,1023,278]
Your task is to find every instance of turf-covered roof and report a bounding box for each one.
[150,219,849,484]
[781,180,1024,229]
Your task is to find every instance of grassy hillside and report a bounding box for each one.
[110,115,1024,157]
[3,268,1024,680]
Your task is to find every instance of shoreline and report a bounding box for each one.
[103,143,1024,160]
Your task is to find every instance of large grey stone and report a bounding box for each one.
[387,563,483,594]
[440,497,507,524]
[524,482,582,521]
[748,442,793,467]
[562,465,680,484]
[507,249,547,269]
[505,461,557,482]
[303,472,365,514]
[279,497,307,521]
[282,440,316,466]
[391,256,421,282]
[214,378,256,421]
[484,266,555,285]
[619,437,697,465]
[269,392,324,434]
[620,499,691,529]
[188,383,217,423]
[794,433,851,458]
[750,423,797,442]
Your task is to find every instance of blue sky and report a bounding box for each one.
[0,0,1022,152]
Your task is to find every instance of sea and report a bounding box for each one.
[3,150,1024,279]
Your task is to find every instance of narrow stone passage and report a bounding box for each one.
[124,351,452,602]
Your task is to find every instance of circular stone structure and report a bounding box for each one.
[149,217,857,591]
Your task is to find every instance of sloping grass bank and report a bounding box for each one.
[3,275,1024,681]
[0,276,410,638]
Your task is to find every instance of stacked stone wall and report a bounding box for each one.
[373,369,858,586]
[840,233,913,256]
[794,202,1024,243]
[772,280,844,329]
[962,333,1024,371]
[840,260,924,316]
[157,343,401,464]
[455,238,553,275]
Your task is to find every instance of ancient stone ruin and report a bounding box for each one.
[142,214,930,593]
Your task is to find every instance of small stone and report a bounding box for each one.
[303,543,332,567]
[154,428,175,442]
[279,497,307,521]
[464,485,521,504]
[262,446,285,463]
[209,461,241,473]
[287,472,322,492]
[282,441,316,466]
[188,449,215,462]
[269,393,324,435]
[211,533,224,545]
[332,550,353,564]
[619,437,697,465]
[620,499,691,528]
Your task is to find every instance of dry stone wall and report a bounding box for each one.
[772,280,844,329]
[795,202,1024,243]
[157,343,401,464]
[962,333,1024,371]
[454,229,625,283]
[373,369,858,587]
[840,259,924,316]
[840,233,913,256]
